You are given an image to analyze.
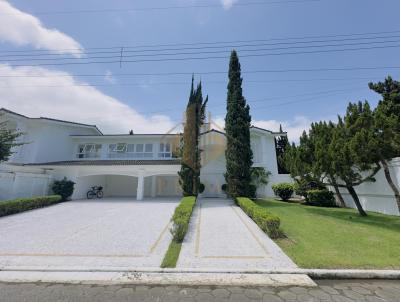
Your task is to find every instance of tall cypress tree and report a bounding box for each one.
[178,77,208,196]
[225,50,253,197]
[275,124,290,174]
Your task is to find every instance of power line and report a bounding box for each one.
[0,77,379,89]
[1,0,321,16]
[1,28,400,55]
[4,43,400,67]
[3,36,400,62]
[0,65,399,78]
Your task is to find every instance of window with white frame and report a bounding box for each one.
[158,142,171,158]
[77,144,102,158]
[108,143,153,158]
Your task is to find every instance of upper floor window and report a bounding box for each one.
[77,144,102,158]
[108,143,153,158]
[158,142,171,158]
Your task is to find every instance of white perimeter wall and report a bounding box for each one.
[0,171,52,201]
[333,158,400,216]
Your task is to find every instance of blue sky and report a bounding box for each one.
[1,0,399,140]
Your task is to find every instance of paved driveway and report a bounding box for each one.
[0,198,179,269]
[178,198,297,270]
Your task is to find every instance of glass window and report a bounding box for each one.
[77,143,102,158]
[145,143,153,152]
[115,143,126,152]
[158,142,171,158]
[136,144,144,152]
[127,144,135,152]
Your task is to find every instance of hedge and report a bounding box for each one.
[170,196,196,242]
[306,189,336,207]
[236,197,283,239]
[0,195,63,217]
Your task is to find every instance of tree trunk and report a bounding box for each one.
[381,159,400,212]
[330,176,346,207]
[346,185,367,216]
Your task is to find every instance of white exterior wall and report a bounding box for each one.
[333,158,400,216]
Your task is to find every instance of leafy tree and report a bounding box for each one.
[329,102,380,216]
[0,115,24,162]
[275,124,290,174]
[368,77,400,212]
[312,121,346,207]
[178,77,208,196]
[225,50,253,197]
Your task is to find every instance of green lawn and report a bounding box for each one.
[257,199,400,269]
[160,241,182,268]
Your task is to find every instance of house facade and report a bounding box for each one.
[0,108,290,201]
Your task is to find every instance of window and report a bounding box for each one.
[77,144,102,158]
[158,142,171,158]
[108,142,153,158]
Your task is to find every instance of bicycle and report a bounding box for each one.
[86,186,104,199]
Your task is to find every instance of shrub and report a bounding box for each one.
[271,183,294,201]
[236,197,283,239]
[221,184,227,192]
[0,195,62,217]
[198,183,205,194]
[306,189,336,207]
[294,178,326,199]
[51,177,75,201]
[170,196,196,242]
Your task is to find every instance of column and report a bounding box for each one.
[151,175,157,197]
[137,174,145,201]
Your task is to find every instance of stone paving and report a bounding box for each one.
[0,280,399,301]
[0,198,179,269]
[178,198,297,270]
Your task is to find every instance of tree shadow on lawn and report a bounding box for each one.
[259,199,400,233]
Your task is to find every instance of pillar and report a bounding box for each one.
[151,175,157,198]
[137,174,145,201]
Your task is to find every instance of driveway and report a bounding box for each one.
[178,198,297,270]
[0,198,179,269]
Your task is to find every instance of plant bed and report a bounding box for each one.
[161,196,196,268]
[236,197,283,239]
[0,195,62,217]
[258,198,400,269]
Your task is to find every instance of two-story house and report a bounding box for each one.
[0,108,291,201]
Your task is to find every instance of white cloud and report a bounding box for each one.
[213,115,313,143]
[221,0,238,9]
[0,64,176,134]
[0,1,83,56]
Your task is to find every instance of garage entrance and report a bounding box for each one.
[73,174,181,200]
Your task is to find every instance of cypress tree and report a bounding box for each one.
[225,51,253,197]
[275,124,290,174]
[178,77,208,196]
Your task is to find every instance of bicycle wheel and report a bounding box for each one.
[96,191,104,199]
[87,191,95,199]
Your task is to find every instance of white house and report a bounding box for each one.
[0,108,290,201]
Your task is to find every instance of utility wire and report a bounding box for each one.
[0,0,321,16]
[2,37,400,62]
[1,29,399,55]
[0,66,399,78]
[3,43,400,67]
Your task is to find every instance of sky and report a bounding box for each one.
[0,0,399,141]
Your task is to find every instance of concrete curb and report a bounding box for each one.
[0,271,316,287]
[1,267,399,280]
